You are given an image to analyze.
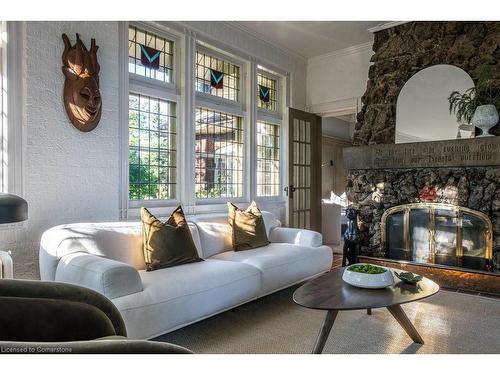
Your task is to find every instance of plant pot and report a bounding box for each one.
[472,104,499,137]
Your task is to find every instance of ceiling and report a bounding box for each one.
[236,21,384,59]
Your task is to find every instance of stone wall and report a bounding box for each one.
[347,167,500,271]
[353,21,500,146]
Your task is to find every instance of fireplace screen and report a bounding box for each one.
[382,203,493,272]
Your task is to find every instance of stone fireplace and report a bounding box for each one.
[343,21,500,293]
[343,138,500,293]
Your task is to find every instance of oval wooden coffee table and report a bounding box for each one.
[293,267,439,354]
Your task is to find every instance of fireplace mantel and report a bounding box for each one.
[343,137,500,170]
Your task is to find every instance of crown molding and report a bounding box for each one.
[228,22,308,63]
[307,97,360,117]
[308,41,373,64]
[368,21,409,33]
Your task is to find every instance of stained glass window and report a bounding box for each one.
[256,121,280,196]
[129,26,174,83]
[195,107,244,198]
[195,51,240,101]
[257,71,278,112]
[129,93,177,200]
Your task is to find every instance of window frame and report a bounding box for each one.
[0,21,24,197]
[127,91,179,204]
[194,42,250,205]
[128,22,180,93]
[122,22,184,211]
[194,43,247,114]
[255,118,282,199]
[119,22,289,218]
[256,68,282,118]
[254,64,285,201]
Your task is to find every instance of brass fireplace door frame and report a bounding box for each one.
[381,203,493,265]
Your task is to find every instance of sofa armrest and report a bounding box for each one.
[55,253,143,300]
[269,227,323,247]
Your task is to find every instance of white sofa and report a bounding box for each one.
[39,211,332,339]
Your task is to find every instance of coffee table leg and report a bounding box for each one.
[387,305,424,344]
[312,310,338,354]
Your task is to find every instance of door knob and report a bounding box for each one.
[285,185,296,198]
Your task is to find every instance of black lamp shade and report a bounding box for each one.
[0,193,28,224]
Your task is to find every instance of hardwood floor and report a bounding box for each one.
[331,253,343,269]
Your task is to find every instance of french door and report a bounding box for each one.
[286,108,322,232]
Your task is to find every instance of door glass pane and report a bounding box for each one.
[410,208,430,263]
[462,213,488,269]
[294,119,299,140]
[387,212,405,260]
[305,143,311,164]
[434,208,458,266]
[294,143,299,164]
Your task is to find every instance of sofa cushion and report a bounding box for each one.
[141,207,203,271]
[112,259,261,339]
[189,211,280,258]
[210,243,333,294]
[228,202,270,251]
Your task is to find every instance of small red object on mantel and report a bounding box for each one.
[419,184,438,202]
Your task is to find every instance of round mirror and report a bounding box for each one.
[395,64,475,143]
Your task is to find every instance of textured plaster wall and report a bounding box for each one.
[2,22,121,279]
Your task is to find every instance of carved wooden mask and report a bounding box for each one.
[62,33,101,132]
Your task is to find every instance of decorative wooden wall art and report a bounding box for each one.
[61,33,101,132]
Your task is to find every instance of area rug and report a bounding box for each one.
[153,287,500,354]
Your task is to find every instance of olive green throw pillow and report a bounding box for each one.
[141,206,203,271]
[228,202,270,251]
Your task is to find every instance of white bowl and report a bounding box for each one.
[342,264,394,289]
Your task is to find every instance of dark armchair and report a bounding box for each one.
[0,279,191,354]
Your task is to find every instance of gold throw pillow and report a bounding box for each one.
[228,201,270,251]
[141,206,203,271]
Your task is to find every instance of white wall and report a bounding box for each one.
[322,116,352,140]
[306,43,373,116]
[1,21,307,279]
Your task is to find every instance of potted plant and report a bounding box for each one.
[448,65,500,137]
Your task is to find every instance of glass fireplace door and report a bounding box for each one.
[382,203,493,272]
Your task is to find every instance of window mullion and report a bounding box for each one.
[249,59,258,202]
[182,31,197,213]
